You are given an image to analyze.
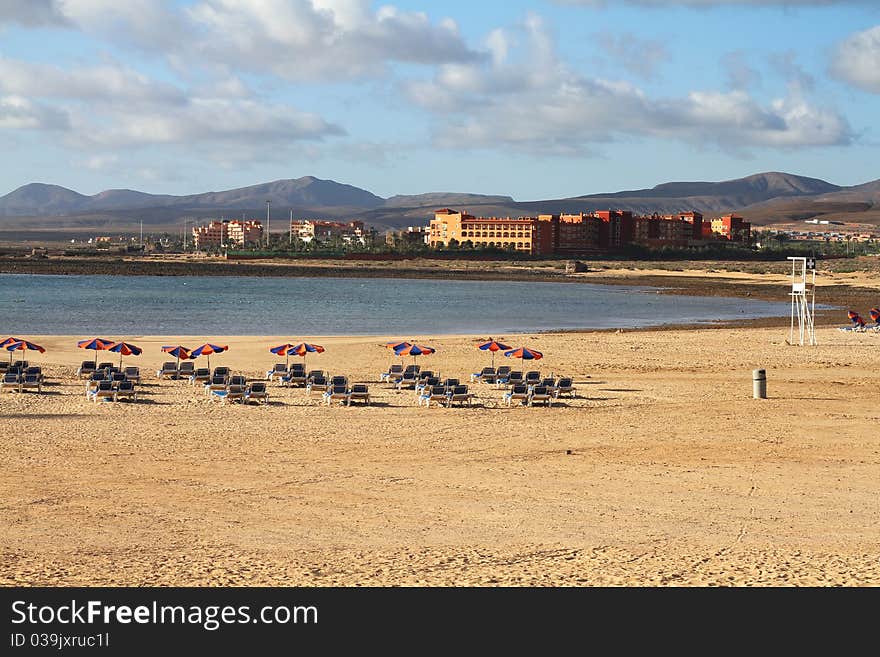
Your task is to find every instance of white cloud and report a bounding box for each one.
[0,95,69,130]
[407,15,851,155]
[0,0,69,26]
[594,32,669,80]
[554,1,869,6]
[831,25,880,93]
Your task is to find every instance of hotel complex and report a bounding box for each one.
[428,208,751,255]
[289,219,367,245]
[192,219,264,250]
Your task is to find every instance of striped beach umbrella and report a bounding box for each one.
[291,342,325,371]
[190,343,229,371]
[270,343,297,367]
[394,343,435,365]
[161,345,193,370]
[477,338,511,368]
[503,346,543,361]
[5,339,45,364]
[77,337,114,368]
[106,341,142,368]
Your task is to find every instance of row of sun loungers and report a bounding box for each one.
[322,384,371,406]
[0,366,45,393]
[86,379,138,402]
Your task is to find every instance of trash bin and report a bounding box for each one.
[753,369,766,399]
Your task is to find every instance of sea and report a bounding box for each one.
[0,273,795,335]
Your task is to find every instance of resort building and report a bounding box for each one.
[711,214,751,242]
[386,226,430,247]
[429,209,555,254]
[192,219,263,250]
[290,219,367,245]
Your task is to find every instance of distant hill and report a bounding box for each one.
[1,171,878,234]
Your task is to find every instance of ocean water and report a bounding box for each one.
[0,273,794,335]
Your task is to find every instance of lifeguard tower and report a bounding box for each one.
[788,256,816,346]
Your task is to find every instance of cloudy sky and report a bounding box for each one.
[0,0,878,199]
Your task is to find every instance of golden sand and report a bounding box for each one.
[1,326,879,586]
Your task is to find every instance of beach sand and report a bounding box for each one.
[1,326,879,586]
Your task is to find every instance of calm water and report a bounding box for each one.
[0,274,793,335]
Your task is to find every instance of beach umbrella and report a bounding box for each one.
[870,308,880,324]
[161,345,193,371]
[384,340,411,367]
[77,337,114,368]
[105,341,142,368]
[5,339,46,364]
[270,343,297,368]
[477,338,511,368]
[190,343,229,371]
[503,346,544,362]
[1,337,21,348]
[847,310,865,329]
[291,342,325,371]
[394,343,435,366]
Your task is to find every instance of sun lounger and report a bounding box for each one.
[330,375,348,388]
[307,370,325,383]
[244,381,269,405]
[323,384,349,406]
[156,361,178,379]
[25,366,43,381]
[503,384,529,407]
[266,363,288,381]
[447,384,473,407]
[88,380,115,403]
[11,360,28,370]
[123,366,141,384]
[415,377,440,396]
[396,370,419,390]
[0,372,21,393]
[20,372,42,393]
[553,377,575,398]
[381,364,404,383]
[442,378,460,388]
[94,361,111,370]
[307,375,329,395]
[524,371,541,386]
[114,380,137,402]
[213,366,230,380]
[347,384,370,406]
[212,383,245,404]
[528,385,553,407]
[110,372,126,384]
[471,367,496,384]
[189,367,210,385]
[177,362,195,379]
[228,375,247,387]
[418,385,448,407]
[77,360,96,379]
[281,363,307,387]
[205,375,228,396]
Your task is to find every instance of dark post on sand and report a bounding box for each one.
[753,369,767,399]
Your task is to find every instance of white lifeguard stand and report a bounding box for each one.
[788,256,816,346]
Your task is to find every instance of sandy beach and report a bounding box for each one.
[2,323,879,586]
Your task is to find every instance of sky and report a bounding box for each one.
[0,0,879,200]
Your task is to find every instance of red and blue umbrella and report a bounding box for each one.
[291,342,325,370]
[1,337,22,348]
[504,346,543,361]
[106,341,142,367]
[848,311,865,328]
[5,339,45,363]
[190,343,228,370]
[270,343,297,367]
[394,343,435,365]
[77,337,114,367]
[870,308,880,324]
[478,338,511,367]
[161,345,193,370]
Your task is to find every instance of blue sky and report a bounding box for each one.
[0,0,879,200]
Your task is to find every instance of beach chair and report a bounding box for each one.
[281,363,307,387]
[114,380,137,402]
[156,361,178,379]
[225,384,246,404]
[418,385,448,407]
[213,366,230,381]
[503,384,529,407]
[77,360,96,379]
[330,375,349,389]
[25,366,43,381]
[381,363,404,383]
[123,366,141,384]
[553,377,575,399]
[471,367,496,384]
[110,372,126,384]
[96,361,112,370]
[88,380,115,403]
[20,372,43,393]
[266,363,288,381]
[415,376,440,396]
[244,381,269,405]
[528,385,553,407]
[306,375,329,395]
[177,362,195,379]
[0,361,6,374]
[85,371,105,396]
[447,384,473,407]
[538,377,556,389]
[495,366,511,383]
[442,378,460,389]
[307,370,325,383]
[347,384,370,406]
[323,384,350,406]
[11,360,28,370]
[189,367,210,385]
[0,372,21,393]
[205,375,228,396]
[396,369,419,390]
[524,371,541,386]
[417,370,435,381]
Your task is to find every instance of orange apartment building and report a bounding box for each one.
[192,219,263,249]
[429,207,748,254]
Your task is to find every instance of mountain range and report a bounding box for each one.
[1,171,879,234]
